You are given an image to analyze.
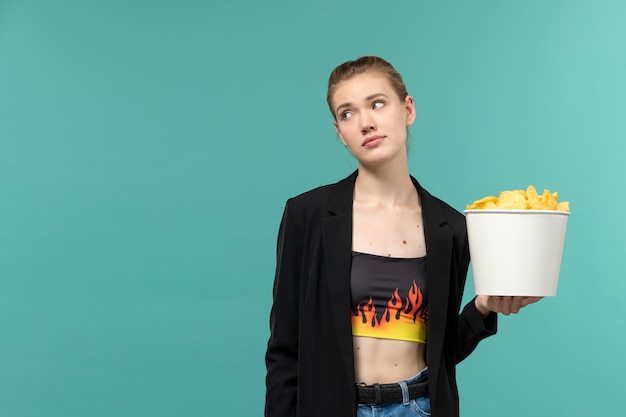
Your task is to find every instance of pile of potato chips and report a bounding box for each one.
[467,186,570,211]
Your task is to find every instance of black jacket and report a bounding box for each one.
[265,171,497,417]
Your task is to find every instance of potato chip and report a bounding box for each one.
[467,186,569,212]
[466,195,498,209]
[526,185,540,208]
[496,191,527,209]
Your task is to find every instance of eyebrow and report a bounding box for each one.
[334,93,389,115]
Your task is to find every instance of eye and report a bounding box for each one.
[340,111,353,120]
[372,100,385,110]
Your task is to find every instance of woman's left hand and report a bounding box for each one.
[475,295,543,317]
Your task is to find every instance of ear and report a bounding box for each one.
[404,95,416,127]
[334,120,348,146]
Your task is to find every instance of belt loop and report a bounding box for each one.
[373,383,382,404]
[399,380,410,405]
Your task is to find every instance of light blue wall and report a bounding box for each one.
[1,1,624,415]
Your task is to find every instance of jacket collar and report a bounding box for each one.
[326,170,357,215]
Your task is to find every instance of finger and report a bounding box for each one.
[521,296,543,307]
[490,296,505,314]
[501,296,513,315]
[510,296,524,314]
[488,296,501,313]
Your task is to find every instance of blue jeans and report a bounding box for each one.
[356,368,430,417]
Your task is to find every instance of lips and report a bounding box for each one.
[362,135,385,147]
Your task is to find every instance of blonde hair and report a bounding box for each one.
[326,56,409,118]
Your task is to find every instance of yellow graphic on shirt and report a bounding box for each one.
[351,280,427,343]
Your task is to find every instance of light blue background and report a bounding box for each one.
[1,0,624,415]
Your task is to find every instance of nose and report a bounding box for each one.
[360,112,376,134]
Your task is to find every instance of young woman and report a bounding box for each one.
[265,56,540,417]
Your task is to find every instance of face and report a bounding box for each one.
[331,72,416,167]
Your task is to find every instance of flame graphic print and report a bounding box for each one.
[351,280,427,343]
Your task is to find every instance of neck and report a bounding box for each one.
[354,158,416,207]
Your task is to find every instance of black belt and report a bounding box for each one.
[356,376,429,405]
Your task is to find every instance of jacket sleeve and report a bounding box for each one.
[265,200,304,417]
[455,231,497,363]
